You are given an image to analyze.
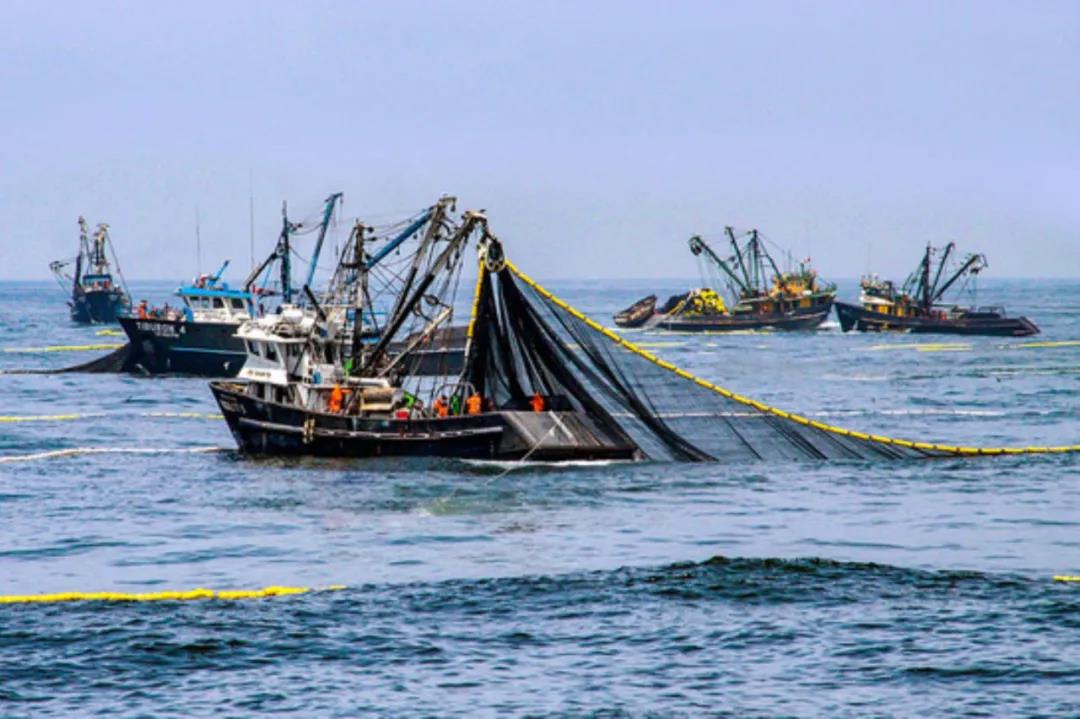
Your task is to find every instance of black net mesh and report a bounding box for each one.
[466,262,974,461]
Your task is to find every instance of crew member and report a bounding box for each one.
[466,392,482,415]
[433,395,449,418]
[531,392,545,412]
[137,300,149,319]
[328,384,344,413]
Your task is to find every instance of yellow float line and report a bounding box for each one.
[1053,575,1080,583]
[95,329,125,337]
[1011,340,1080,350]
[865,342,972,352]
[2,344,125,353]
[0,584,347,604]
[0,414,95,423]
[503,259,1080,457]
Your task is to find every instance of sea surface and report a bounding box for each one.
[1,278,1078,717]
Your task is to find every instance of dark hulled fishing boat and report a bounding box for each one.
[118,194,343,376]
[117,261,256,376]
[50,217,131,323]
[614,228,836,331]
[211,208,638,461]
[835,243,1039,336]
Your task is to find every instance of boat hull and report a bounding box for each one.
[656,302,833,332]
[118,317,469,378]
[834,302,1039,337]
[613,295,658,328]
[210,381,639,461]
[119,317,247,376]
[71,289,129,324]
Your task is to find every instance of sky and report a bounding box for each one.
[1,0,1077,282]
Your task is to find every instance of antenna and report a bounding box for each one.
[195,207,202,276]
[248,169,255,270]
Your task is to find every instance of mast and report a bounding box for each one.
[381,196,455,327]
[751,230,782,287]
[360,210,485,374]
[91,223,109,273]
[921,243,932,309]
[75,216,89,288]
[726,226,754,293]
[304,192,344,291]
[348,220,368,371]
[280,201,293,304]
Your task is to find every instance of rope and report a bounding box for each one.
[434,418,562,509]
[502,258,1080,458]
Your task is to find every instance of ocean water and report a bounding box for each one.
[1,278,1078,716]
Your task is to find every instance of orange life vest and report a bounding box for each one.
[328,385,344,413]
[531,393,545,412]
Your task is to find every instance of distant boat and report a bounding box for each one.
[49,217,131,323]
[117,259,257,376]
[834,243,1039,337]
[118,193,343,377]
[614,228,836,331]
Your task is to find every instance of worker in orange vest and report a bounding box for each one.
[531,392,545,412]
[433,395,450,418]
[328,384,344,413]
[466,392,482,415]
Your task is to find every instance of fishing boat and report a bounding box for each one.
[49,217,131,323]
[834,243,1039,336]
[210,209,638,461]
[117,259,259,376]
[118,193,343,376]
[614,228,836,331]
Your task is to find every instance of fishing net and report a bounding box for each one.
[464,254,1078,461]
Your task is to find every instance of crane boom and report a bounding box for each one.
[928,242,955,305]
[304,192,344,291]
[933,253,986,304]
[689,234,748,294]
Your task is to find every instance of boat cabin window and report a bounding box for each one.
[212,297,225,309]
[247,340,261,357]
[230,298,246,310]
[265,342,279,362]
